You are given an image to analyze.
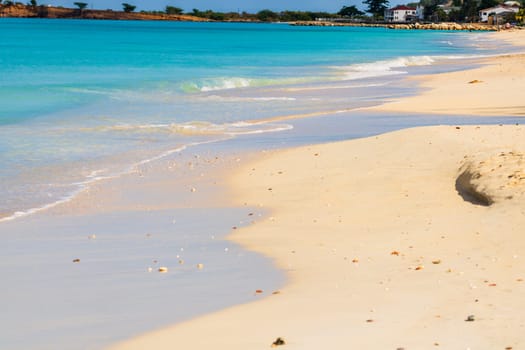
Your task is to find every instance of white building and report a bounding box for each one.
[479,4,520,22]
[384,5,423,22]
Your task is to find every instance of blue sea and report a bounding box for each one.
[0,19,518,349]
[0,19,508,221]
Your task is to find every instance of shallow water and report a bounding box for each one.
[0,19,513,221]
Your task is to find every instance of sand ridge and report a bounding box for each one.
[457,149,525,205]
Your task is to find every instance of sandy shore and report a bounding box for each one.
[110,31,525,350]
[373,30,525,117]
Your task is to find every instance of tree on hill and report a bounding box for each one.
[478,0,499,10]
[165,5,183,15]
[28,0,37,7]
[460,0,479,21]
[516,8,525,23]
[74,2,87,10]
[256,9,279,21]
[338,5,365,17]
[122,3,136,12]
[362,0,389,20]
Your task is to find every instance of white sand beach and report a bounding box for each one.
[109,30,525,350]
[375,30,525,117]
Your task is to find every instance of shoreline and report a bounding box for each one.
[109,28,525,350]
[372,30,525,116]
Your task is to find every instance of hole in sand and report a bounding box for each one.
[455,170,492,207]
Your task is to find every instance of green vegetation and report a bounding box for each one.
[362,0,390,19]
[338,5,365,17]
[165,5,183,15]
[185,8,337,21]
[122,3,136,13]
[73,2,87,10]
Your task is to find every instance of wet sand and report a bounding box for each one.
[109,30,525,350]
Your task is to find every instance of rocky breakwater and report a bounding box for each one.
[292,21,499,31]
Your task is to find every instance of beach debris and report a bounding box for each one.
[396,348,406,350]
[88,234,96,240]
[272,290,281,295]
[366,319,374,323]
[158,267,169,273]
[488,283,497,287]
[190,187,196,192]
[468,79,483,84]
[179,259,184,265]
[271,337,286,347]
[255,289,263,294]
[197,263,204,269]
[72,258,80,263]
[352,258,359,263]
[432,259,442,264]
[147,267,153,272]
[415,265,424,271]
[391,250,400,256]
[465,315,475,322]
[506,347,513,350]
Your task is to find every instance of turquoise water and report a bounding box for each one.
[0,19,506,220]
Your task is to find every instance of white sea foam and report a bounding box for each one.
[0,120,292,223]
[182,77,253,92]
[339,55,436,80]
[203,95,297,102]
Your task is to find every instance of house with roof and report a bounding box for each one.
[384,5,424,22]
[479,4,520,22]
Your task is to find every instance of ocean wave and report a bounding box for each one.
[181,78,254,93]
[180,76,318,93]
[202,95,298,102]
[83,120,293,136]
[338,55,435,80]
[1,118,292,223]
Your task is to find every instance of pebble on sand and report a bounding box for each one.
[158,267,169,273]
[197,263,204,269]
[271,337,286,347]
[72,259,80,263]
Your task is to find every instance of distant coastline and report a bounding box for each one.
[0,3,208,21]
[0,3,512,31]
